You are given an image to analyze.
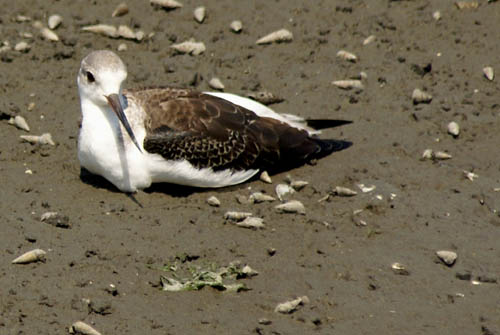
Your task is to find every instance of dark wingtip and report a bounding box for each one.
[314,139,352,157]
[306,119,352,130]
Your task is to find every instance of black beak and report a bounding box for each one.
[106,94,143,153]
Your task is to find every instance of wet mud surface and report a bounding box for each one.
[1,1,499,334]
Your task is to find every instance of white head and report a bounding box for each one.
[77,50,127,107]
[78,50,142,153]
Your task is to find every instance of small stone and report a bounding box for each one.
[14,41,30,52]
[207,196,220,207]
[274,296,309,314]
[391,262,410,275]
[117,43,128,52]
[436,250,457,266]
[48,14,62,30]
[447,121,460,137]
[230,20,242,33]
[112,3,129,17]
[260,171,272,184]
[483,66,494,81]
[193,6,206,23]
[208,77,224,90]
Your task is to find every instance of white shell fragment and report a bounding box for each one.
[193,6,206,23]
[463,170,478,181]
[357,184,376,193]
[333,186,357,197]
[14,41,30,52]
[290,180,308,191]
[260,171,272,184]
[422,149,433,159]
[256,29,293,45]
[208,77,225,91]
[70,321,102,335]
[117,43,128,51]
[274,296,309,314]
[150,0,183,9]
[41,27,59,41]
[8,115,30,131]
[483,66,494,81]
[171,39,206,55]
[436,250,457,266]
[82,24,118,38]
[241,265,259,277]
[235,217,265,229]
[455,1,479,10]
[447,121,460,137]
[230,20,243,33]
[336,50,357,62]
[433,151,452,160]
[207,196,221,207]
[224,211,252,221]
[249,192,276,203]
[275,200,305,215]
[332,80,364,90]
[275,183,295,201]
[433,11,441,21]
[48,14,62,30]
[112,2,129,17]
[412,88,432,104]
[117,25,136,40]
[12,249,46,264]
[363,35,376,45]
[391,262,410,275]
[20,133,55,146]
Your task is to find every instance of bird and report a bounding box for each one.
[77,50,351,193]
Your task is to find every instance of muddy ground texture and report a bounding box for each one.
[1,1,500,334]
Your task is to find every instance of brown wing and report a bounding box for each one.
[126,88,341,171]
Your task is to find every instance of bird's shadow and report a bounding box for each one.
[79,168,240,198]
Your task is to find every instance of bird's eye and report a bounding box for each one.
[85,71,95,83]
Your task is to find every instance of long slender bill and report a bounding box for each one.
[106,94,143,153]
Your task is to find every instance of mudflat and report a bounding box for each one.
[1,1,499,334]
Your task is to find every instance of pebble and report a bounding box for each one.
[275,183,295,201]
[235,217,265,229]
[70,321,102,335]
[260,171,272,184]
[455,1,479,9]
[483,66,494,81]
[436,250,457,266]
[40,212,71,229]
[150,0,183,9]
[391,262,410,275]
[290,180,308,191]
[230,20,242,33]
[275,200,305,215]
[207,196,220,207]
[362,35,376,45]
[8,115,30,131]
[48,14,62,30]
[258,318,272,325]
[332,80,364,90]
[447,121,460,137]
[249,192,276,203]
[256,29,293,45]
[333,186,357,197]
[208,77,225,91]
[224,211,252,221]
[433,151,452,160]
[412,88,432,104]
[20,133,55,145]
[117,43,128,52]
[274,296,309,314]
[422,149,433,159]
[432,11,441,21]
[336,50,357,62]
[14,41,30,52]
[171,39,206,55]
[193,6,206,23]
[12,248,46,264]
[112,3,129,17]
[241,265,259,277]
